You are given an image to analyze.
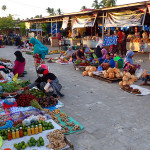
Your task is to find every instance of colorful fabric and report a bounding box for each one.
[103,35,118,46]
[101,48,107,60]
[124,51,134,65]
[104,58,116,68]
[29,37,48,59]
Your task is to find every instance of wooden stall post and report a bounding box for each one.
[102,12,105,40]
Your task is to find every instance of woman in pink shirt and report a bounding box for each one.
[13,51,25,76]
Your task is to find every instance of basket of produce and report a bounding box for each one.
[23,109,41,118]
[38,96,58,107]
[0,114,11,122]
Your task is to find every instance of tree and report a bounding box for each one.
[106,0,117,7]
[92,0,100,9]
[81,6,87,10]
[46,7,55,16]
[99,0,107,8]
[99,0,117,8]
[0,14,15,34]
[34,15,43,18]
[2,5,7,11]
[18,22,26,35]
[57,8,62,15]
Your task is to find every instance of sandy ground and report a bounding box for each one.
[1,45,150,150]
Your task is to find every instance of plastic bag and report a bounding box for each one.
[135,68,143,79]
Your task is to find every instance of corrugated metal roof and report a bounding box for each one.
[22,0,150,23]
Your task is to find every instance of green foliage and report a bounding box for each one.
[2,5,7,11]
[81,6,87,10]
[18,22,26,35]
[92,0,100,9]
[46,7,56,16]
[92,0,117,8]
[0,14,15,34]
[42,23,49,34]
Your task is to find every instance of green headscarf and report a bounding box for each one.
[29,37,48,59]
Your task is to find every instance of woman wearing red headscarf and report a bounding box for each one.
[27,65,63,97]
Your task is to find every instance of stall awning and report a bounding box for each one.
[72,14,97,29]
[104,6,147,27]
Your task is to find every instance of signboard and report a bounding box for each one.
[104,7,147,27]
[62,17,69,29]
[72,14,97,29]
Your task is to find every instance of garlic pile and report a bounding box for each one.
[82,66,97,77]
[119,72,137,86]
[103,68,123,79]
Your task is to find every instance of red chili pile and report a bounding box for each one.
[16,94,38,107]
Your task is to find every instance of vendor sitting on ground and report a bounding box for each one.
[71,46,86,62]
[101,53,115,70]
[124,51,140,74]
[12,51,26,77]
[60,46,74,60]
[83,44,90,53]
[140,71,150,86]
[27,65,64,98]
[98,47,107,65]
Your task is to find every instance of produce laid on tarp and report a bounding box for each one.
[0,78,83,149]
[0,80,30,93]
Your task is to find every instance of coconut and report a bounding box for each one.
[123,81,127,86]
[88,71,93,77]
[116,73,121,78]
[123,75,128,81]
[85,66,90,71]
[107,68,113,74]
[104,72,109,78]
[125,72,131,78]
[82,71,88,76]
[90,66,97,71]
[109,73,115,79]
[119,81,123,86]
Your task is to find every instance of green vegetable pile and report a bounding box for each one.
[30,89,46,98]
[28,137,44,147]
[0,80,30,93]
[14,141,28,150]
[74,60,82,65]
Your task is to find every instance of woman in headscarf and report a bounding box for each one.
[27,64,64,98]
[101,53,115,70]
[101,48,107,60]
[60,46,74,61]
[12,51,25,76]
[124,50,139,74]
[83,44,90,53]
[29,37,48,59]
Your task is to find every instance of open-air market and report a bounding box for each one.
[0,0,150,150]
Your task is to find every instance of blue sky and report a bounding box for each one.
[0,0,148,19]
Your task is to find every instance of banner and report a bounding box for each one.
[72,14,97,29]
[62,17,69,29]
[103,36,118,46]
[104,7,147,27]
